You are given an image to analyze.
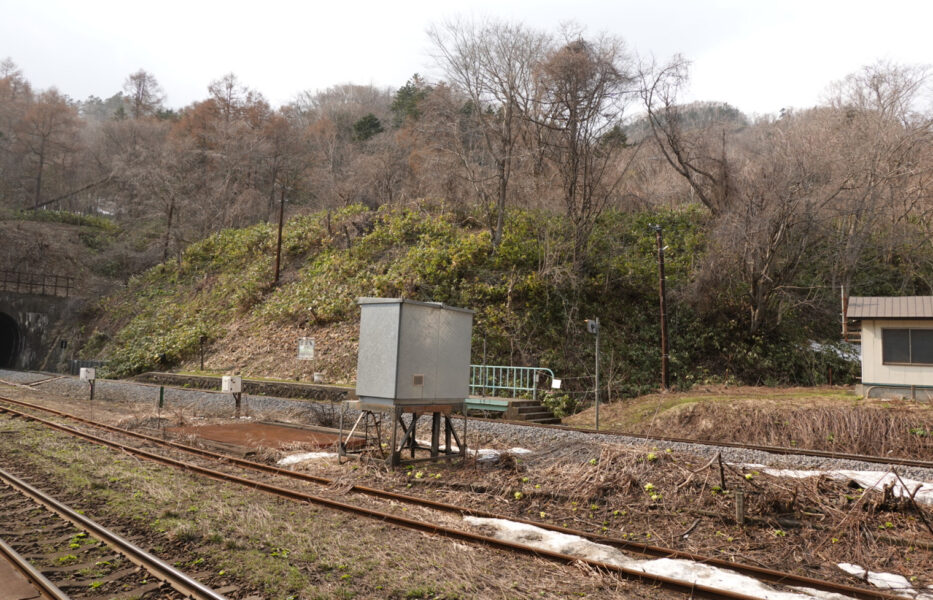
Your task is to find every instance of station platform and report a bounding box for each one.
[464,396,560,424]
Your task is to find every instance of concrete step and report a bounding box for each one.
[516,410,556,421]
[520,413,562,424]
[507,399,542,407]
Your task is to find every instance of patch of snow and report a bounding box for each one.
[472,449,501,462]
[837,564,933,599]
[469,447,532,462]
[465,517,851,599]
[277,452,337,466]
[414,438,532,461]
[415,438,460,452]
[741,465,933,505]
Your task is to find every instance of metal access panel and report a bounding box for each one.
[221,375,242,393]
[356,298,473,408]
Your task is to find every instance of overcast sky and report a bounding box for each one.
[1,0,930,116]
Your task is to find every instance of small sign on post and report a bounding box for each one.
[79,368,96,401]
[297,338,315,361]
[222,375,243,418]
[298,337,322,383]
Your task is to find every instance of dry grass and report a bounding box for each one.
[6,380,933,594]
[0,414,678,599]
[565,386,933,459]
[331,440,933,590]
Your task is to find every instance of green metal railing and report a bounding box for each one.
[469,365,555,401]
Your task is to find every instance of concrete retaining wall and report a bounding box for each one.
[0,369,344,424]
[134,372,353,403]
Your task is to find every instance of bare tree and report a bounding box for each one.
[15,89,81,210]
[823,62,933,292]
[428,18,549,248]
[534,27,638,268]
[122,69,165,119]
[0,59,33,207]
[701,117,833,332]
[641,58,869,332]
[640,56,738,215]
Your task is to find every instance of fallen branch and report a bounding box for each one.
[679,518,700,538]
[892,468,933,538]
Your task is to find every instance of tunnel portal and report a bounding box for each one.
[0,312,19,368]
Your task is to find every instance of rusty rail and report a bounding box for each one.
[0,395,910,600]
[0,270,74,298]
[0,463,227,600]
[0,535,69,600]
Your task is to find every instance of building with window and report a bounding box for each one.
[846,296,933,400]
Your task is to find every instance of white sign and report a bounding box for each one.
[298,338,315,361]
[551,379,562,390]
[222,375,242,393]
[79,367,96,381]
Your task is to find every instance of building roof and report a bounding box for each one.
[847,296,933,319]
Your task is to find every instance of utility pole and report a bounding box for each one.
[273,184,286,285]
[585,318,600,430]
[652,225,670,391]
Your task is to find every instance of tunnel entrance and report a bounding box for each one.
[0,312,19,368]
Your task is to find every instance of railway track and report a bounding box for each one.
[4,373,930,469]
[470,415,933,471]
[0,394,915,600]
[0,462,227,600]
[0,534,67,600]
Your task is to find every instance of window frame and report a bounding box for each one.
[881,327,933,366]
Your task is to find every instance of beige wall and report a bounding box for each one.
[861,319,933,386]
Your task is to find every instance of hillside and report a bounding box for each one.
[81,203,866,403]
[1,212,117,297]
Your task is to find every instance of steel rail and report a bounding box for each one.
[0,396,908,600]
[469,415,933,471]
[0,464,228,600]
[0,403,766,600]
[4,375,929,469]
[0,535,71,600]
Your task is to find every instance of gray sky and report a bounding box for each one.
[1,0,930,116]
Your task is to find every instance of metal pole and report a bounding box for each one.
[273,185,286,285]
[482,335,487,398]
[654,226,670,391]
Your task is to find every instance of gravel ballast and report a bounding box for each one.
[3,368,933,483]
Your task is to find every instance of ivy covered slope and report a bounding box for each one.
[89,203,862,394]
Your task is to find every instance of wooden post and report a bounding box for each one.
[431,412,441,459]
[445,415,452,454]
[410,414,418,459]
[234,392,242,419]
[735,490,745,525]
[389,406,400,467]
[654,226,670,391]
[273,185,285,285]
[462,412,468,458]
[717,453,726,490]
[337,404,345,457]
